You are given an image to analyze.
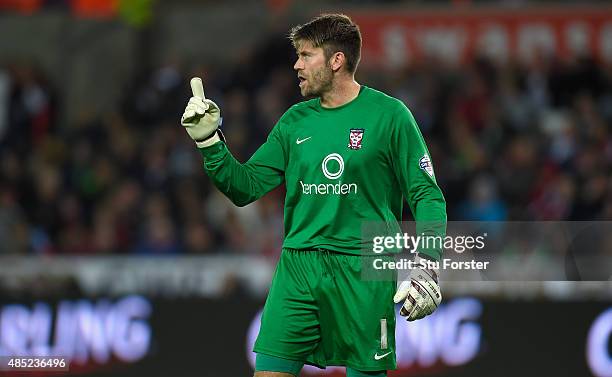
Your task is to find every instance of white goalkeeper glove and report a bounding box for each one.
[181,77,221,148]
[393,255,442,321]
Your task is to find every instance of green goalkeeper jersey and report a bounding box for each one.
[199,85,446,258]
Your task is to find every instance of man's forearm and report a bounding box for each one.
[199,140,284,207]
[415,193,447,261]
[199,142,262,207]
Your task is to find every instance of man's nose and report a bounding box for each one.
[294,58,303,71]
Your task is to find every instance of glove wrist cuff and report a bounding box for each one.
[414,255,440,281]
[195,132,221,148]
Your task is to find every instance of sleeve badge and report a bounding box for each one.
[419,154,435,177]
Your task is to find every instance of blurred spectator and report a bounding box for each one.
[457,175,507,221]
[0,187,30,254]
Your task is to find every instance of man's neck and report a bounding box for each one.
[319,77,361,108]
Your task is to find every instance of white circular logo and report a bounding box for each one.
[322,153,344,180]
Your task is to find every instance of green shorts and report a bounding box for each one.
[254,249,397,371]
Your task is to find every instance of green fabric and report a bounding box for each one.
[253,249,397,371]
[255,353,303,376]
[199,85,446,259]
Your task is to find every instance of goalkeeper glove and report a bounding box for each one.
[393,255,442,321]
[181,77,221,148]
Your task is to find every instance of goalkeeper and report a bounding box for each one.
[181,14,446,377]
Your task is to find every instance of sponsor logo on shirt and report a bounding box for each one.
[299,153,358,195]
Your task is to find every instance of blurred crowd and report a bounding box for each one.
[0,38,611,255]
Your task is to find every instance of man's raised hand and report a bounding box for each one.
[181,77,221,148]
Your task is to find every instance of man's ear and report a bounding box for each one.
[329,52,345,72]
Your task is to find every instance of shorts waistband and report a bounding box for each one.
[282,247,334,253]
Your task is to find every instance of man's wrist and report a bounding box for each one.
[414,255,440,283]
[417,252,438,262]
[196,131,221,148]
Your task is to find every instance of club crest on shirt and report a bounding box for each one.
[419,154,435,177]
[348,128,365,150]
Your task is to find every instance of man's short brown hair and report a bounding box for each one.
[289,13,362,74]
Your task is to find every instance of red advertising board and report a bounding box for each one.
[349,7,612,66]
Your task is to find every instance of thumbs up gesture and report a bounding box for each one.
[181,77,221,148]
